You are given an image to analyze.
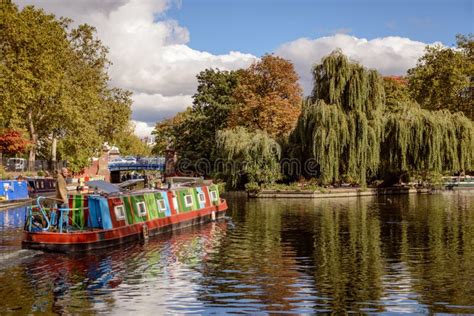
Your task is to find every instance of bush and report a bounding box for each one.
[216,182,226,194]
[245,182,260,193]
[0,166,8,180]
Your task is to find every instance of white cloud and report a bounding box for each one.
[132,120,155,138]
[17,2,437,137]
[131,92,193,124]
[275,34,438,94]
[16,0,256,137]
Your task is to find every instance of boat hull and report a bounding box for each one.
[22,200,227,252]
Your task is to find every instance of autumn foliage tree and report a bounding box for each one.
[229,55,303,138]
[0,130,30,157]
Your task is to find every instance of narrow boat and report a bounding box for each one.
[0,179,30,209]
[22,180,227,252]
[27,177,56,196]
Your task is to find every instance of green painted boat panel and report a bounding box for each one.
[144,193,159,219]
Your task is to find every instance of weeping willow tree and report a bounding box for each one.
[289,50,474,185]
[382,103,474,174]
[290,51,384,184]
[215,127,281,188]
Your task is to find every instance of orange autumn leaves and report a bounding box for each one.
[228,55,302,138]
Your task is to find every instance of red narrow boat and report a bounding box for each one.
[22,181,227,252]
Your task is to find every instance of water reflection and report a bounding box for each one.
[0,192,473,313]
[0,206,27,253]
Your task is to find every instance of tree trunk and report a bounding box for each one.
[51,134,57,171]
[28,111,37,172]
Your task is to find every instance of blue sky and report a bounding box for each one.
[166,0,473,56]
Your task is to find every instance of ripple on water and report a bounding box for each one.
[1,193,474,313]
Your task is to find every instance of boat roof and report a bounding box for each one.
[116,179,144,189]
[86,180,121,194]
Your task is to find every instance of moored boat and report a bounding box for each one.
[444,175,474,190]
[0,179,30,208]
[22,180,227,252]
[27,177,56,196]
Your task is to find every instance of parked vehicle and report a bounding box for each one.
[6,158,26,171]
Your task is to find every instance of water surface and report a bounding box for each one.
[0,192,473,314]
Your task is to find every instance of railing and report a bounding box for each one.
[25,196,89,233]
[0,158,67,173]
[108,162,165,172]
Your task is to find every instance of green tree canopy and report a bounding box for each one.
[0,3,132,171]
[114,124,152,157]
[290,51,474,185]
[215,127,281,188]
[383,76,411,110]
[407,34,473,120]
[382,103,474,174]
[152,69,241,170]
[290,51,384,184]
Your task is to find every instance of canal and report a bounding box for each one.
[0,192,473,314]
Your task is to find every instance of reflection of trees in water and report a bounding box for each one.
[312,198,383,313]
[1,193,472,313]
[0,266,36,313]
[196,199,304,311]
[210,194,474,313]
[397,194,474,313]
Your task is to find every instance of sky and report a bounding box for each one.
[16,0,473,137]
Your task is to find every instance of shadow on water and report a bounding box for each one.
[0,192,473,314]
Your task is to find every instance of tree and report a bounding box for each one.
[0,4,72,164]
[407,34,473,120]
[0,130,30,157]
[290,51,384,185]
[152,69,241,168]
[0,3,132,171]
[383,76,411,110]
[193,68,241,125]
[152,118,176,155]
[215,127,281,188]
[289,51,474,186]
[382,103,474,175]
[229,55,303,138]
[188,69,242,162]
[115,127,152,157]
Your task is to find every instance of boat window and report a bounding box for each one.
[114,205,126,220]
[210,191,218,201]
[184,195,193,207]
[198,193,206,204]
[137,201,147,216]
[157,199,166,212]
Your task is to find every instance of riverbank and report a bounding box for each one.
[248,186,432,198]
